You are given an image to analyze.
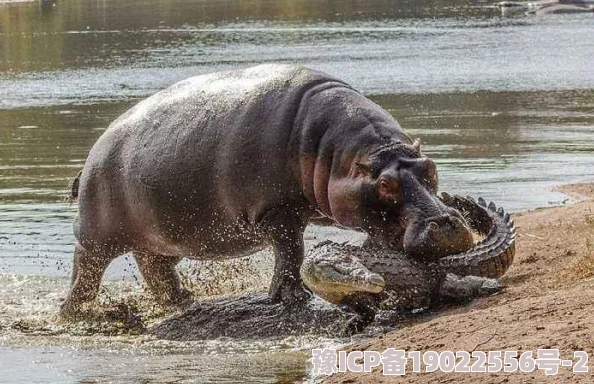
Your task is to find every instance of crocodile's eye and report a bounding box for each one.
[334,261,354,274]
[351,268,367,278]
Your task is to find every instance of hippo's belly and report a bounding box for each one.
[74,64,332,256]
[135,220,269,260]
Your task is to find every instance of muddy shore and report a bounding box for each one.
[323,182,594,383]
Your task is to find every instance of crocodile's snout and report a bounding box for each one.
[300,252,385,305]
[316,262,385,294]
[360,270,386,292]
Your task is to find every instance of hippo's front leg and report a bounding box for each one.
[260,208,311,306]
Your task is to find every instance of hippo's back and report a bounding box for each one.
[75,64,349,254]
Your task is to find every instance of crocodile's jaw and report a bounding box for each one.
[302,263,385,305]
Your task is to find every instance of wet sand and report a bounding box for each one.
[324,182,594,383]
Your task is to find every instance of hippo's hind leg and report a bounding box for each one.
[60,242,119,320]
[133,252,192,308]
[260,208,311,306]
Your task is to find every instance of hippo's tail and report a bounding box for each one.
[68,170,82,202]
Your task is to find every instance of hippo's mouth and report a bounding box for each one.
[400,201,475,261]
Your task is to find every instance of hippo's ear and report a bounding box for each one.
[377,177,400,202]
[354,162,373,177]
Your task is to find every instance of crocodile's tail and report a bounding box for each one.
[68,170,82,202]
[437,193,516,279]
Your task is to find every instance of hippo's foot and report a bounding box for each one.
[59,300,146,335]
[59,299,114,323]
[163,287,194,310]
[60,243,119,322]
[268,280,312,308]
[133,252,194,310]
[59,300,92,322]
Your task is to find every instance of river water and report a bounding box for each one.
[1,0,593,382]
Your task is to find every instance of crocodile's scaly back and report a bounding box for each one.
[437,193,516,278]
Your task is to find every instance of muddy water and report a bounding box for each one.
[1,0,594,382]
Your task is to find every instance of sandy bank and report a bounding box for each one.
[324,182,594,383]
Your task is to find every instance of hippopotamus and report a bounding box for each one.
[60,64,473,319]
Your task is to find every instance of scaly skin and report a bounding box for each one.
[300,251,385,305]
[301,194,516,330]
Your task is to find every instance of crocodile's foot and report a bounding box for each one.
[340,313,374,336]
[439,273,503,301]
[478,278,504,296]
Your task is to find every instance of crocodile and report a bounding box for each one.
[301,194,516,331]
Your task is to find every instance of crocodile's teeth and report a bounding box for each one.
[488,201,497,211]
[478,197,487,207]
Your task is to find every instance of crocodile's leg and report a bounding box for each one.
[438,273,502,301]
[340,294,378,335]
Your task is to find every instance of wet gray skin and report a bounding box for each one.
[1,1,594,382]
[59,64,475,320]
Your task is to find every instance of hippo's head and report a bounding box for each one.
[328,139,473,261]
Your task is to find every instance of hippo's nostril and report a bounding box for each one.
[428,221,439,232]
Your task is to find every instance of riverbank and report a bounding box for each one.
[324,182,594,383]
